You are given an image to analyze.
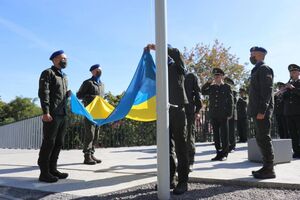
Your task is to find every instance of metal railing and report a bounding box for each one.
[0,111,279,149]
[0,115,43,149]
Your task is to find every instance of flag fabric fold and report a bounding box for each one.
[70,51,156,126]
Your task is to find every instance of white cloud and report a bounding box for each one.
[0,16,53,51]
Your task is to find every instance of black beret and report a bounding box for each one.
[288,64,300,72]
[250,46,267,54]
[224,77,234,85]
[49,50,64,60]
[212,68,224,75]
[89,64,100,72]
[239,88,246,93]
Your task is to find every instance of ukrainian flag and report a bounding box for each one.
[70,51,156,125]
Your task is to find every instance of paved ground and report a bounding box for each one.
[1,142,300,199]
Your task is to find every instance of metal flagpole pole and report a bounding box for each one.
[155,0,170,199]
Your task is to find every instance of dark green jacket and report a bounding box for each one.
[38,66,68,116]
[76,77,105,106]
[184,72,202,114]
[202,82,233,119]
[168,47,188,106]
[247,61,274,117]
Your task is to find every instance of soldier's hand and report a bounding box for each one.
[286,83,295,90]
[42,114,53,122]
[256,113,265,120]
[144,44,156,51]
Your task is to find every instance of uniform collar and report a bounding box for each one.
[91,76,101,84]
[51,65,65,77]
[255,61,265,67]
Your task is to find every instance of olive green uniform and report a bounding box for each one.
[76,77,104,155]
[184,72,202,165]
[38,66,68,175]
[168,47,189,185]
[248,61,274,168]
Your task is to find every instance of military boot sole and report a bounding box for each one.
[173,184,188,195]
[51,171,69,179]
[84,161,97,165]
[39,175,58,183]
[253,172,276,179]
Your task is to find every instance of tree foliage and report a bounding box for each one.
[0,96,42,125]
[183,39,250,89]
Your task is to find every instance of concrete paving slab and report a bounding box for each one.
[0,142,300,197]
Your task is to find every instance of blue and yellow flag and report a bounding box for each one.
[70,51,156,125]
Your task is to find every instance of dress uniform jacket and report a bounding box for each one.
[283,79,300,116]
[247,61,274,117]
[38,66,68,116]
[201,82,233,119]
[76,78,105,106]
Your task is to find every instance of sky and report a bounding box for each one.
[1,0,300,104]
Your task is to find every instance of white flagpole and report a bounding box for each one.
[155,0,170,199]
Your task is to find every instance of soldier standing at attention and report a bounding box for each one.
[38,50,70,183]
[224,77,237,152]
[248,46,275,179]
[146,43,189,195]
[77,64,104,165]
[184,72,202,172]
[236,88,248,143]
[274,82,289,139]
[202,68,233,161]
[282,64,300,158]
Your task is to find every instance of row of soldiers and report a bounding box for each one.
[37,46,299,195]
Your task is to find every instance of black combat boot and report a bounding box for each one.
[211,151,222,161]
[84,154,96,165]
[220,151,228,161]
[252,166,276,179]
[38,162,58,183]
[91,154,102,164]
[173,182,188,195]
[50,162,68,179]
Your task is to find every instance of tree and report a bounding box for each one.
[183,39,250,89]
[0,96,42,125]
[0,98,7,124]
